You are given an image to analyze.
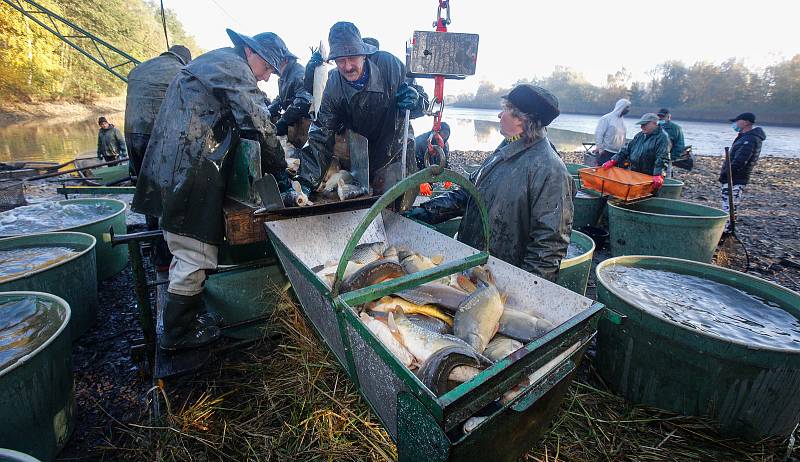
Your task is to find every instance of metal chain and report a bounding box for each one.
[425,0,449,173]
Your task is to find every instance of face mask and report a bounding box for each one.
[731,122,741,132]
[657,120,665,125]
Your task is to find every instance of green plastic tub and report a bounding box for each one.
[573,189,605,229]
[608,198,727,263]
[556,230,595,296]
[0,232,98,340]
[0,292,74,461]
[594,256,800,439]
[0,199,127,280]
[656,178,684,199]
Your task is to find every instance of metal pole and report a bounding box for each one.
[401,109,410,179]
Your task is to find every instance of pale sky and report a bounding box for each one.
[162,0,800,98]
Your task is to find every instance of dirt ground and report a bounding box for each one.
[52,150,800,461]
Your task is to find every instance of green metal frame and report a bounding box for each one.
[1,0,141,82]
[57,186,136,197]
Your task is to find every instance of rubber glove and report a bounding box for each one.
[403,206,434,223]
[274,119,289,137]
[419,183,432,196]
[395,82,419,111]
[652,175,664,190]
[303,50,324,93]
[444,181,453,189]
[601,159,617,169]
[267,101,282,119]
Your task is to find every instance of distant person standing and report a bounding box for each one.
[719,112,766,232]
[594,99,631,165]
[125,45,192,179]
[96,116,127,161]
[657,108,685,173]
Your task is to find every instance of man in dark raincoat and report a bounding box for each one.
[602,113,671,190]
[265,36,313,150]
[297,22,426,201]
[407,84,575,282]
[96,116,127,161]
[719,112,766,232]
[124,45,192,179]
[132,29,287,351]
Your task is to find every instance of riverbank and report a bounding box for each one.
[0,96,125,127]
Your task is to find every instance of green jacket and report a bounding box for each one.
[97,125,127,160]
[661,120,685,159]
[612,126,671,176]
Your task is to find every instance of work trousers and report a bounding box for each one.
[721,184,745,231]
[163,231,218,296]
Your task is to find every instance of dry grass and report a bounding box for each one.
[107,285,796,462]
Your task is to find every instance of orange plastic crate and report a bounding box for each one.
[578,167,654,201]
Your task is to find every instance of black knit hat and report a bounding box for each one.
[226,28,284,76]
[328,22,377,60]
[503,84,560,126]
[167,45,192,64]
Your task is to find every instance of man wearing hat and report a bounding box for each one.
[407,84,575,282]
[125,45,192,181]
[602,113,671,189]
[297,21,426,202]
[719,112,766,232]
[96,116,127,161]
[133,29,288,351]
[264,35,313,150]
[656,108,686,172]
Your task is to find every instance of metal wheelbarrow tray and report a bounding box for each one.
[265,168,606,461]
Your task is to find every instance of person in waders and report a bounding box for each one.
[132,29,289,351]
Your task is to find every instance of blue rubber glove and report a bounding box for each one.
[395,82,419,111]
[274,119,289,136]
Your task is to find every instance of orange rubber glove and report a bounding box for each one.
[420,183,432,196]
[444,181,453,189]
[601,159,617,169]
[652,175,664,190]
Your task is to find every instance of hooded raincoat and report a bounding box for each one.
[612,126,671,176]
[298,51,424,194]
[132,47,285,245]
[419,137,575,282]
[719,127,766,185]
[661,120,685,160]
[595,99,630,154]
[124,50,189,176]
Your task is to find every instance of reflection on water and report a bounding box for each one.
[0,113,124,164]
[473,120,496,144]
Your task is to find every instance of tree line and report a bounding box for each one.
[452,56,800,126]
[0,0,199,103]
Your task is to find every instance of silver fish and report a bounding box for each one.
[497,309,554,343]
[453,282,504,353]
[337,178,369,201]
[388,307,473,365]
[399,250,445,274]
[483,336,523,362]
[282,180,314,207]
[395,282,469,312]
[360,312,415,367]
[351,241,385,265]
[322,169,354,193]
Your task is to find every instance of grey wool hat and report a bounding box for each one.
[503,84,560,126]
[226,28,284,76]
[635,113,660,125]
[327,22,377,60]
[167,45,192,64]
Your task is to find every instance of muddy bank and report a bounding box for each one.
[0,97,125,127]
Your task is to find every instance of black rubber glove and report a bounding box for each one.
[402,206,434,223]
[274,119,289,137]
[395,82,419,111]
[267,101,282,119]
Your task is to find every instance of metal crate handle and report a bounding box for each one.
[332,165,491,298]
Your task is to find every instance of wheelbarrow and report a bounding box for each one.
[265,166,609,462]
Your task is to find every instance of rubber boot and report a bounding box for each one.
[196,310,224,328]
[160,292,221,351]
